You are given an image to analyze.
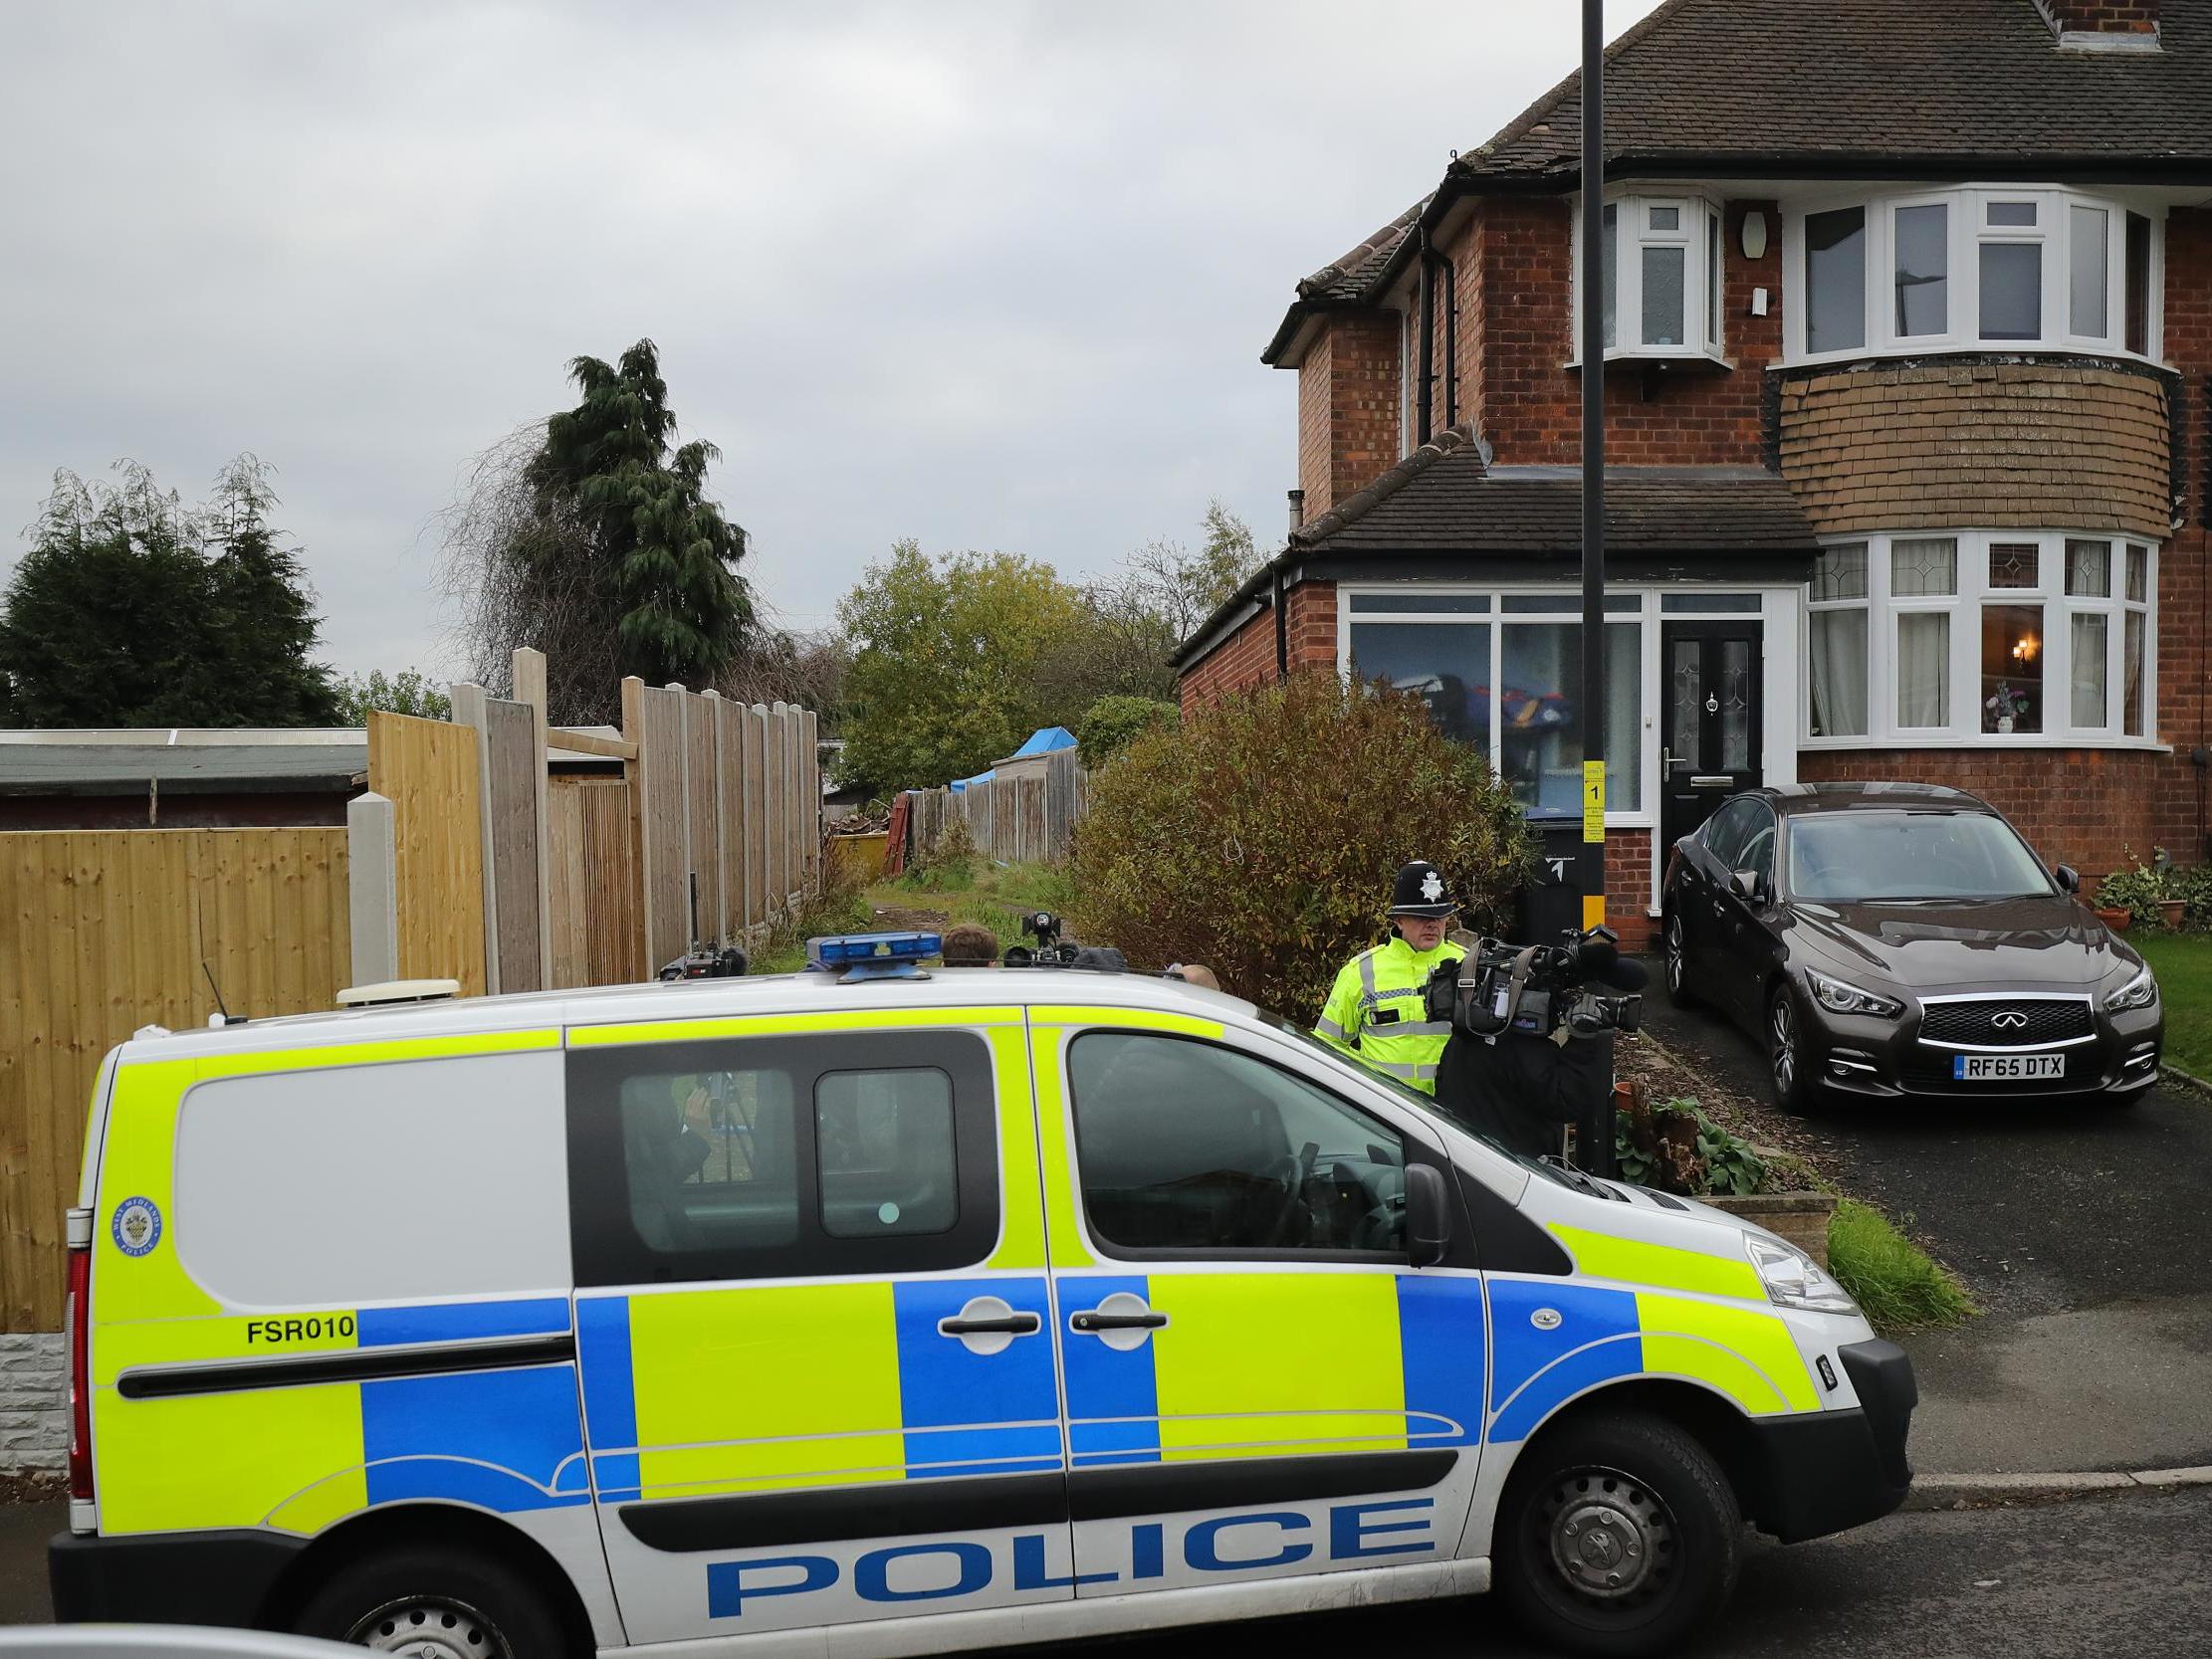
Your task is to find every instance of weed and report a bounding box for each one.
[1827,1198,1977,1334]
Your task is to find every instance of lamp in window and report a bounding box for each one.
[2011,631,2039,665]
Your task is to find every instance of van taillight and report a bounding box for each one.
[65,1228,91,1503]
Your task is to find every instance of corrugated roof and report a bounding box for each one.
[0,740,368,797]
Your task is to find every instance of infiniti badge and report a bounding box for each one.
[1992,1010,2029,1029]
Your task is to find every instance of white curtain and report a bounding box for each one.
[1809,608,1869,737]
[2072,612,2108,728]
[1896,612,1949,727]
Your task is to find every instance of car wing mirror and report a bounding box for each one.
[2055,864,2081,894]
[1405,1163,1450,1267]
[1731,869,1767,904]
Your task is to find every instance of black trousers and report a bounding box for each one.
[1434,1028,1616,1165]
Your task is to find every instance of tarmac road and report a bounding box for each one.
[9,1489,2212,1657]
[1639,987,2212,1474]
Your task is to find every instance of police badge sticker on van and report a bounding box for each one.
[110,1196,160,1257]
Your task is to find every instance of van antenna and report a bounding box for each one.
[201,960,242,1027]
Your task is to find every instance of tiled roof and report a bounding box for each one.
[1458,0,2212,182]
[1293,427,1820,555]
[1294,199,1427,303]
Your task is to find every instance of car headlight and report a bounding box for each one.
[1805,968,1902,1018]
[1746,1235,1859,1316]
[2104,967,2158,1013]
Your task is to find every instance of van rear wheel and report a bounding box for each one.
[1495,1411,1741,1657]
[296,1545,573,1659]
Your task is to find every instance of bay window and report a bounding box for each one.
[1579,193,1727,360]
[1803,530,2158,745]
[1789,187,2162,362]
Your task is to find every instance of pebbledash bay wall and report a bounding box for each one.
[0,1333,64,1473]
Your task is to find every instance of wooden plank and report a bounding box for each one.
[547,777,588,989]
[367,712,487,996]
[684,690,720,945]
[715,696,744,941]
[634,685,689,972]
[801,709,820,893]
[579,779,642,986]
[512,648,555,992]
[485,700,545,991]
[743,706,768,928]
[545,727,637,761]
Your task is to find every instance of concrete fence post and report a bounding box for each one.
[346,790,400,987]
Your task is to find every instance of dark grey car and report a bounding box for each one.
[1660,782,2163,1111]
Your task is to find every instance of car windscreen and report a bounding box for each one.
[1786,810,2055,902]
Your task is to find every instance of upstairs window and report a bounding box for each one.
[1789,188,2162,363]
[1580,194,1726,361]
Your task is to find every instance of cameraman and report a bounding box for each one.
[1314,862,1466,1097]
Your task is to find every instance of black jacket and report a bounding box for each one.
[1435,1028,1615,1161]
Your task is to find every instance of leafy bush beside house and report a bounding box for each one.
[1076,695,1177,762]
[1068,672,1529,1019]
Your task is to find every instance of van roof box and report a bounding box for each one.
[336,978,461,1009]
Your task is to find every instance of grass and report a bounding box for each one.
[2132,932,2212,1081]
[1827,1198,1977,1335]
[745,860,1076,976]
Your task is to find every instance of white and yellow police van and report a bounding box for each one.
[51,934,1914,1658]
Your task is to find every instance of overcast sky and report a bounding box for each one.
[0,1,1661,680]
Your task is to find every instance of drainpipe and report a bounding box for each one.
[1415,230,1437,446]
[1273,561,1288,680]
[1441,250,1458,429]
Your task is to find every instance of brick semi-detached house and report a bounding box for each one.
[1173,0,2212,951]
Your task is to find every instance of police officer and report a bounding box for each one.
[1315,861,1466,1096]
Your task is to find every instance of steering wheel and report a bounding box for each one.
[1264,1141,1322,1247]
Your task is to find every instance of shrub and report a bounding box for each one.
[1613,1093,1768,1196]
[1066,672,1529,1017]
[1077,695,1179,763]
[907,810,978,891]
[1827,1199,1977,1333]
[2096,847,2201,930]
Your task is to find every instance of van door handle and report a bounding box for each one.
[1069,1310,1168,1333]
[938,1314,1040,1337]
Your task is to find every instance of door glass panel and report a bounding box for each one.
[618,1064,799,1255]
[1066,1033,1402,1255]
[815,1069,956,1238]
[1893,203,1948,335]
[2071,612,2109,729]
[1669,639,1703,769]
[1896,613,1951,728]
[1739,815,1777,887]
[1348,621,1492,757]
[1981,603,2045,733]
[1717,639,1752,770]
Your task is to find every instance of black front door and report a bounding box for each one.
[1660,621,1764,854]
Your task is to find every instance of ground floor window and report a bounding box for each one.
[1345,590,1650,817]
[1804,530,2155,746]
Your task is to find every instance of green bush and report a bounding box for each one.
[1827,1199,1977,1334]
[1077,695,1179,763]
[1614,1096,1767,1196]
[906,810,978,891]
[1066,672,1530,1017]
[2096,847,2202,930]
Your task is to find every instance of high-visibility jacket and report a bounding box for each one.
[1314,933,1465,1095]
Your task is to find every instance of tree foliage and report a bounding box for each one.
[836,541,1084,793]
[0,457,341,727]
[1068,672,1530,1018]
[1076,694,1178,762]
[333,668,452,725]
[439,339,752,725]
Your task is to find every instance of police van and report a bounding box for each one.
[51,934,1914,1658]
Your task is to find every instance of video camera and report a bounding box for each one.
[658,874,750,981]
[1424,925,1647,1041]
[1002,911,1127,972]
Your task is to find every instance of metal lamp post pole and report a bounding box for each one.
[1579,0,1618,1178]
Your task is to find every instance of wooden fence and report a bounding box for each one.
[0,828,350,1331]
[907,748,1087,868]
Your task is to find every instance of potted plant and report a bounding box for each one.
[1983,682,2030,735]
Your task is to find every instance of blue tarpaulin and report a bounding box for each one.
[1008,726,1077,757]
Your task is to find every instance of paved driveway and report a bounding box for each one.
[1640,989,2212,1473]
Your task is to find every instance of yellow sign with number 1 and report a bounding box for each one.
[1582,761,1606,927]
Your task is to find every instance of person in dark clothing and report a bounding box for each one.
[1434,1026,1616,1162]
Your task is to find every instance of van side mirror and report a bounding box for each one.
[2055,864,2081,894]
[1731,869,1767,905]
[1406,1163,1450,1267]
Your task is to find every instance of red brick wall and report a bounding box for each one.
[1470,196,1782,467]
[1295,313,1402,519]
[2153,204,2211,868]
[1177,582,1340,715]
[2044,1,2158,32]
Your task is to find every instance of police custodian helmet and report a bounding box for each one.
[1387,860,1458,919]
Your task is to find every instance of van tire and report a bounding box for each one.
[294,1544,575,1659]
[1494,1410,1742,1658]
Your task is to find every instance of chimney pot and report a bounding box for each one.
[1287,489,1306,532]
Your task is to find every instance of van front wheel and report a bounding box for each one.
[1495,1410,1742,1657]
[296,1545,573,1659]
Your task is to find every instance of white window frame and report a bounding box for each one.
[1572,192,1729,365]
[1785,185,2164,366]
[1800,530,2162,749]
[1806,543,1873,739]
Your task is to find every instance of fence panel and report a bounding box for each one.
[367,712,486,995]
[684,690,720,942]
[485,700,545,992]
[714,696,745,941]
[549,776,642,988]
[629,682,689,974]
[0,827,349,1333]
[743,705,768,929]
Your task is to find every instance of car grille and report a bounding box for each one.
[1918,998,2094,1048]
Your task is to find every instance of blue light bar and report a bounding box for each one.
[806,932,943,982]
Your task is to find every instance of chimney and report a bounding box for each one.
[2039,1,2160,46]
[1287,488,1305,533]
